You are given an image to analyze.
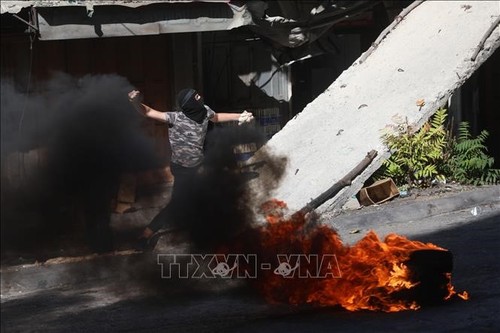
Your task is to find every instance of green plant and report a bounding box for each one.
[377,108,449,188]
[445,122,500,185]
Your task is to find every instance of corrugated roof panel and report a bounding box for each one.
[1,1,232,14]
[33,1,252,40]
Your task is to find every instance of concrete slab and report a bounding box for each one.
[258,1,500,213]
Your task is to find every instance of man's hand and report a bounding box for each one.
[128,90,143,106]
[238,110,255,126]
[128,90,167,122]
[128,90,148,117]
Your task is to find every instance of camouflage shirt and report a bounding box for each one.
[164,105,215,167]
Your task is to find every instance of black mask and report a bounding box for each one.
[177,88,207,124]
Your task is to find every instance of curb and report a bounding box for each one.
[1,251,149,300]
[327,185,500,228]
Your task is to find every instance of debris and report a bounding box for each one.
[358,104,368,109]
[397,68,405,72]
[349,229,361,234]
[336,129,344,136]
[359,178,400,206]
[416,99,425,107]
[399,189,410,198]
[470,206,482,216]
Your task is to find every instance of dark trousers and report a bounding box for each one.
[148,162,199,232]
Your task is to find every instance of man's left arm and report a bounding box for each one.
[211,111,254,125]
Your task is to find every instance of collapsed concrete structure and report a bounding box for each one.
[256,1,500,214]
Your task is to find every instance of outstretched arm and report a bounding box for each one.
[128,90,167,123]
[211,110,254,125]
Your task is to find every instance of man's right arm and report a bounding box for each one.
[128,90,167,123]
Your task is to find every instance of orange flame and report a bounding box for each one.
[228,200,468,312]
[458,291,469,300]
[258,199,288,224]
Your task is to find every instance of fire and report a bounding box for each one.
[227,199,468,312]
[446,282,470,301]
[258,199,288,224]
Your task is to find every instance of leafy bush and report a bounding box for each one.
[445,122,500,185]
[374,107,499,188]
[377,108,448,188]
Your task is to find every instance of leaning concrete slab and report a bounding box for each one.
[258,0,500,214]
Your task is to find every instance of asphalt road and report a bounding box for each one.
[2,203,500,333]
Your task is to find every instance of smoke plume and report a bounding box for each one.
[163,125,271,251]
[1,73,161,257]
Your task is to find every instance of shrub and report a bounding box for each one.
[445,122,500,185]
[377,108,448,188]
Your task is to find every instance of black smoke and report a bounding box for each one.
[165,125,287,252]
[1,73,161,258]
[1,71,289,267]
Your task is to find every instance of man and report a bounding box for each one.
[128,88,254,250]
